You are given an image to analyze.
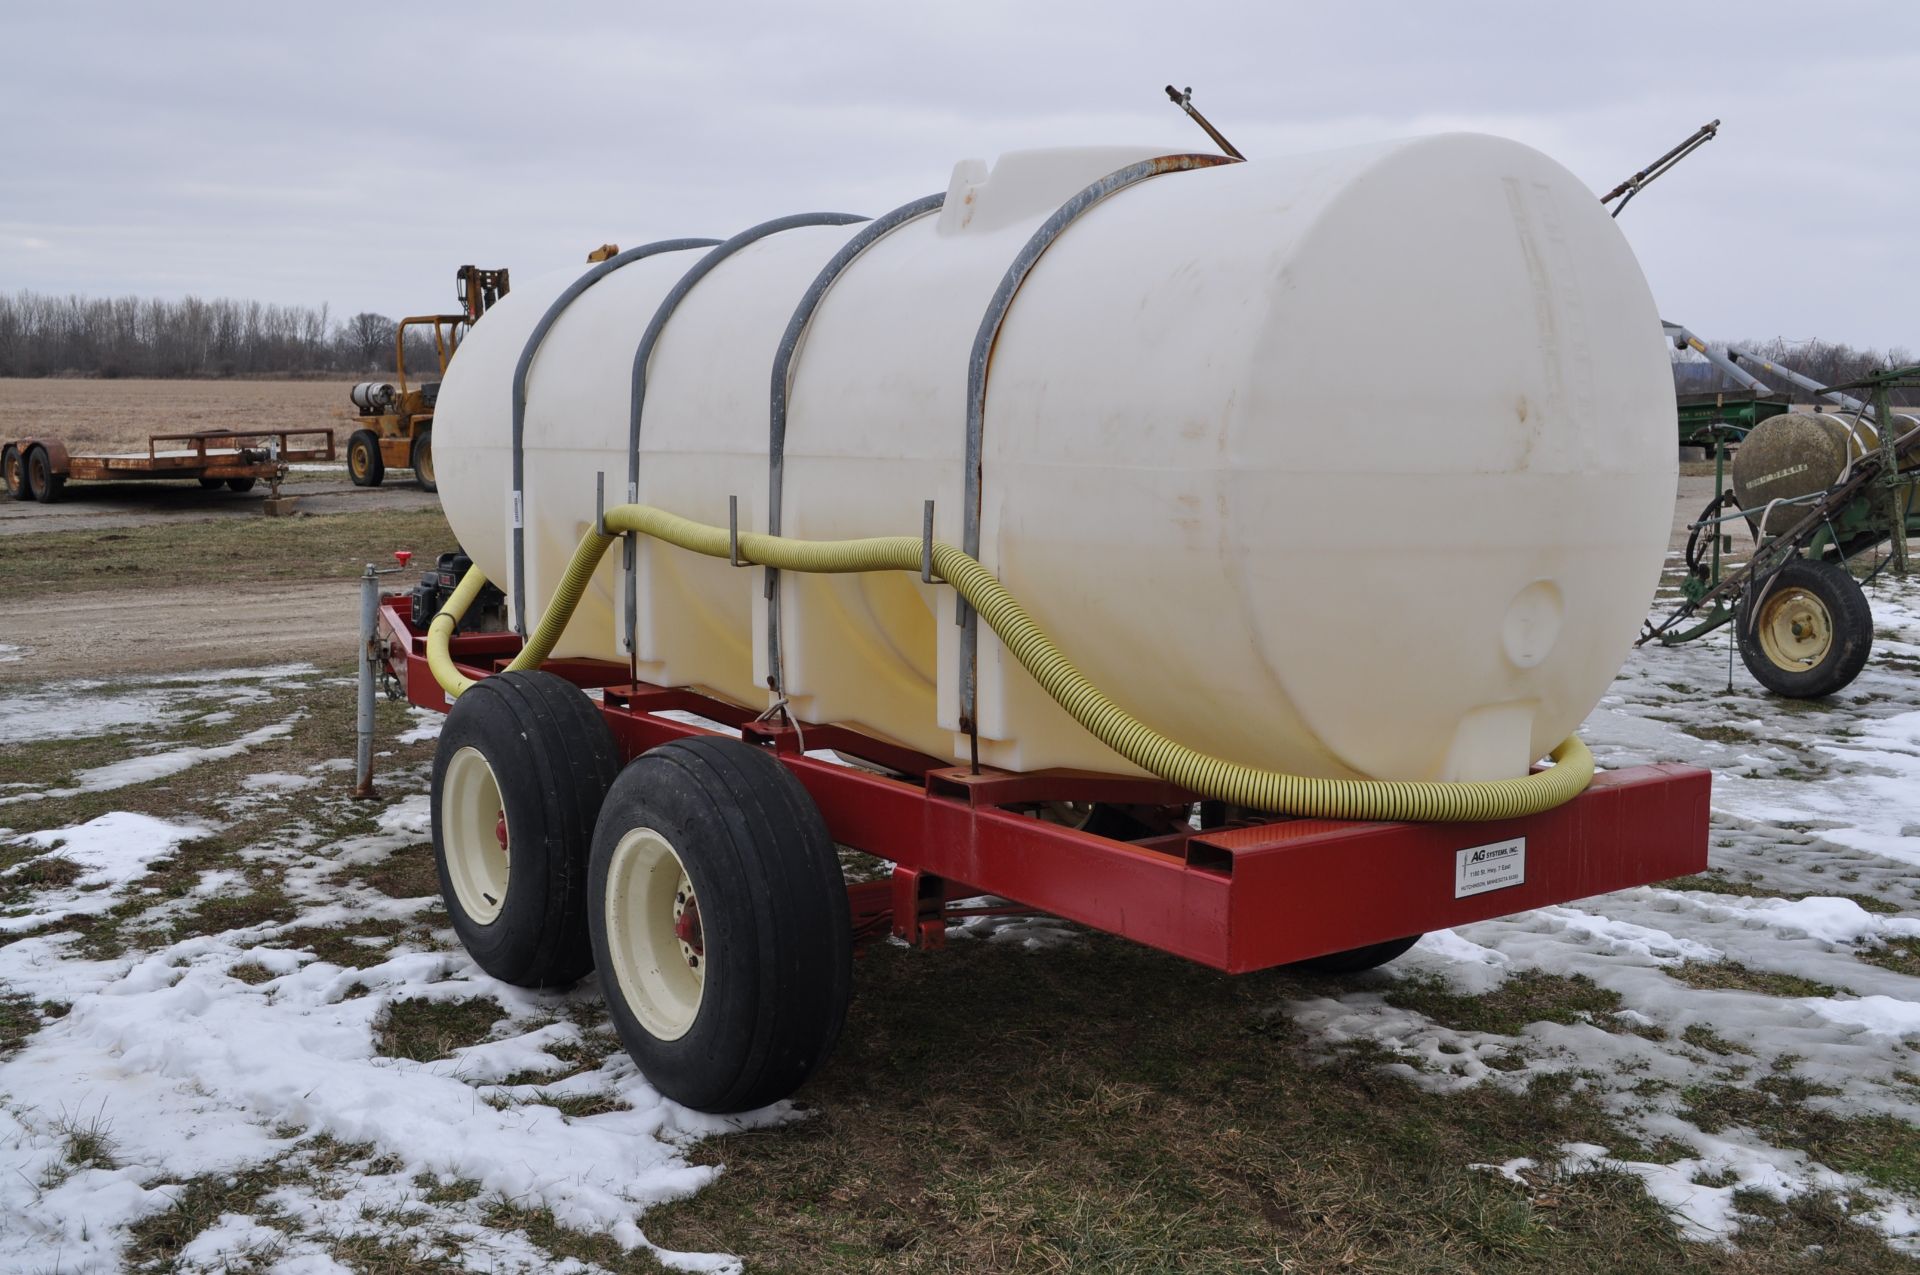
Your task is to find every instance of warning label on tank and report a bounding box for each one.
[1454,837,1526,898]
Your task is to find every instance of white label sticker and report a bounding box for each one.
[1454,837,1526,898]
[511,491,524,529]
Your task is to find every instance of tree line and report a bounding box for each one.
[0,291,444,379]
[2,288,1912,406]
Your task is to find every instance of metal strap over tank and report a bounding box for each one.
[763,191,947,693]
[509,237,719,635]
[958,152,1236,733]
[625,211,869,656]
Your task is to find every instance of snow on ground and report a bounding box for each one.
[1,578,1919,1267]
[0,667,763,1273]
[1,813,211,935]
[1290,572,1920,1250]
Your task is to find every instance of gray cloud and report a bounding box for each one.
[2,1,1914,350]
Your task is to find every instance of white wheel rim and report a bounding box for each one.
[604,827,704,1041]
[442,746,509,924]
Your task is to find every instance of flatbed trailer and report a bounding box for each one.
[374,590,1710,1112]
[2,428,336,503]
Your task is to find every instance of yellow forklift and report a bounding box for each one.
[346,266,508,493]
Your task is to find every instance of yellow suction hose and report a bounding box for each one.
[426,505,1594,821]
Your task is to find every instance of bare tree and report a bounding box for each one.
[346,312,397,372]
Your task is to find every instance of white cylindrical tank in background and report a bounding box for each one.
[434,133,1676,784]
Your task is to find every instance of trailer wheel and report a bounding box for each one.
[26,447,63,503]
[589,737,852,1114]
[347,429,385,487]
[412,428,436,492]
[2,446,25,500]
[1290,934,1421,975]
[430,671,621,988]
[1736,558,1872,698]
[226,477,257,493]
[197,477,224,490]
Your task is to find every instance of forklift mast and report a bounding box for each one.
[457,266,511,323]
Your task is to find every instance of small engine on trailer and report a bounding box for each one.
[411,551,508,634]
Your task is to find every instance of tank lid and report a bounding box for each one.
[937,145,1169,236]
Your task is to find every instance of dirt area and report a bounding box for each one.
[0,378,359,456]
[0,495,453,684]
[0,581,372,682]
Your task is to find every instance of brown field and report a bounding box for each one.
[0,377,361,455]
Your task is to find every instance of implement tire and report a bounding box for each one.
[430,671,622,988]
[347,429,385,488]
[1736,558,1872,699]
[2,447,25,501]
[412,428,436,493]
[589,737,852,1114]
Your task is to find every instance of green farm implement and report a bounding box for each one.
[1641,364,1920,697]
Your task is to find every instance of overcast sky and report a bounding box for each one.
[3,2,1915,351]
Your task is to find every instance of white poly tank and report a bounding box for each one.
[434,134,1676,784]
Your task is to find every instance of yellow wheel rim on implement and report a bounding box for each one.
[1755,586,1834,671]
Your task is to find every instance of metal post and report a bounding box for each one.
[354,563,378,798]
[1878,381,1909,576]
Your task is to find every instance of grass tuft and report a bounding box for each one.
[1385,970,1624,1036]
[373,997,506,1063]
[1668,961,1838,998]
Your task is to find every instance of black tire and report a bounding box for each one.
[347,429,385,487]
[1736,558,1872,698]
[226,477,257,493]
[430,671,622,988]
[2,446,25,500]
[1290,934,1422,975]
[589,737,852,1114]
[27,447,63,503]
[198,477,224,490]
[412,428,436,492]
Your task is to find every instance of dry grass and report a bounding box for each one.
[0,505,454,595]
[0,377,359,455]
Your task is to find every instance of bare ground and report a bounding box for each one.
[0,377,359,456]
[0,579,366,682]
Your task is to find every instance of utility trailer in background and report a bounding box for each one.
[2,429,336,504]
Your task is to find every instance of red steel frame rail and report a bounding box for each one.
[380,596,1710,973]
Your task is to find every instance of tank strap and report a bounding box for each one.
[958,153,1236,737]
[763,192,947,695]
[624,212,869,660]
[510,238,719,636]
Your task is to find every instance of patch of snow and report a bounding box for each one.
[0,686,194,746]
[1802,994,1920,1039]
[394,710,442,745]
[2,813,210,934]
[242,772,320,793]
[0,716,303,807]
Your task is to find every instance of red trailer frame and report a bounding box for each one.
[380,596,1710,970]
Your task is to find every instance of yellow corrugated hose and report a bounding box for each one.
[426,504,1594,821]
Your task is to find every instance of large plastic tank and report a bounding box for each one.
[435,134,1675,784]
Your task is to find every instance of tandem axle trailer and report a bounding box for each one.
[374,590,1709,1114]
[2,428,336,504]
